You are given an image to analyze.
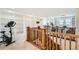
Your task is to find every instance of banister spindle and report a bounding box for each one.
[69,34,72,50]
[56,32,58,50]
[46,30,49,50]
[60,33,62,50]
[49,37,51,50]
[52,32,54,50]
[75,35,78,50]
[64,34,66,50]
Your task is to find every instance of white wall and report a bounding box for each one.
[0,9,25,41]
[23,15,42,40]
[76,9,79,34]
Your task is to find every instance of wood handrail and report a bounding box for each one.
[27,27,79,50]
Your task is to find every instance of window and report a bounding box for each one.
[65,17,72,27]
[41,15,75,27]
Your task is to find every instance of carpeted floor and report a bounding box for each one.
[0,40,39,50]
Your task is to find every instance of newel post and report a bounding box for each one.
[27,27,30,41]
[41,29,46,49]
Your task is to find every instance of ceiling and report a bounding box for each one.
[0,8,76,17]
[14,8,76,17]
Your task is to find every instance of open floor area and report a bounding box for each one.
[0,8,79,50]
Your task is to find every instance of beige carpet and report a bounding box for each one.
[0,39,39,50]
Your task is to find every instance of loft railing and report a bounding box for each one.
[27,27,78,50]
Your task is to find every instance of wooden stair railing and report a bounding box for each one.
[68,34,78,50]
[27,27,47,49]
[27,27,78,50]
